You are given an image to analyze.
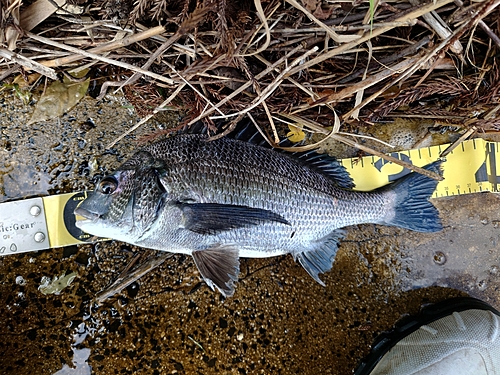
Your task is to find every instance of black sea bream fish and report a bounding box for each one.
[74,128,442,297]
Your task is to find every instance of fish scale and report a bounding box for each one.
[75,132,442,297]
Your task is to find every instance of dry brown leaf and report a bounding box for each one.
[312,4,335,20]
[300,0,335,20]
[28,72,90,124]
[300,0,319,12]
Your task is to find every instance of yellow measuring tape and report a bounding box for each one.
[341,138,499,197]
[43,192,93,248]
[5,138,498,254]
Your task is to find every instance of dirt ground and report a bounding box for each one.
[0,91,499,374]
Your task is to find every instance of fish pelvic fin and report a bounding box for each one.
[294,229,345,285]
[383,161,442,233]
[192,245,240,297]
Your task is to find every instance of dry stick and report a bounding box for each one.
[107,83,186,149]
[413,52,446,88]
[350,0,381,119]
[95,252,173,304]
[243,7,282,56]
[254,54,320,101]
[98,31,184,100]
[291,55,421,113]
[274,114,395,148]
[342,0,500,119]
[278,113,443,181]
[240,0,272,57]
[287,0,456,113]
[439,126,477,158]
[285,0,457,77]
[26,31,176,85]
[210,46,320,120]
[107,7,210,97]
[329,20,418,32]
[254,53,340,122]
[185,44,306,126]
[0,48,58,79]
[409,0,463,54]
[285,0,361,43]
[339,37,431,85]
[454,0,500,48]
[477,20,500,48]
[164,61,225,116]
[262,99,279,143]
[206,112,247,142]
[40,25,166,68]
[0,65,19,81]
[106,54,228,148]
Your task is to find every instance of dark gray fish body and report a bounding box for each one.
[75,133,442,296]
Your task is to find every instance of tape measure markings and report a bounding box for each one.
[340,138,500,198]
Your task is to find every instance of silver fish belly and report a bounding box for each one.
[75,133,442,297]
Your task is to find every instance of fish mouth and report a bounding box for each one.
[74,207,99,221]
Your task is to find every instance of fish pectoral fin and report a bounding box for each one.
[294,229,345,286]
[192,245,240,297]
[177,202,290,235]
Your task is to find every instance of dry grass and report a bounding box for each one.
[1,0,500,176]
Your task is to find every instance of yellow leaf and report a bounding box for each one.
[287,124,305,143]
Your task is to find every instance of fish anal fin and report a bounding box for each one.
[192,245,240,297]
[178,202,290,235]
[295,230,345,285]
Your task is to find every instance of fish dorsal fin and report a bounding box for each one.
[287,150,355,189]
[179,120,354,188]
[228,121,355,188]
[192,245,240,297]
[177,202,290,235]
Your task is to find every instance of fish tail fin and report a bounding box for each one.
[383,161,442,232]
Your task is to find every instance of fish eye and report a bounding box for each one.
[98,176,118,195]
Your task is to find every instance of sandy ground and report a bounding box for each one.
[0,90,498,374]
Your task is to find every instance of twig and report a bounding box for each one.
[186,44,307,126]
[291,55,421,113]
[278,113,443,181]
[39,26,167,67]
[409,0,463,54]
[210,46,319,120]
[26,31,175,85]
[0,48,58,79]
[342,0,500,120]
[240,0,273,56]
[99,31,183,99]
[454,0,500,48]
[440,126,477,158]
[285,0,361,43]
[106,55,228,148]
[286,0,457,76]
[95,252,173,304]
